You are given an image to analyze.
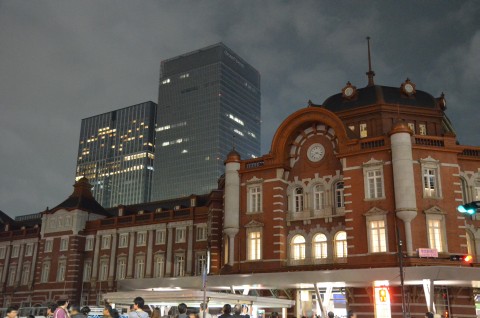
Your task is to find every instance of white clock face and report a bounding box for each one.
[404,83,414,93]
[307,143,325,162]
[344,87,354,97]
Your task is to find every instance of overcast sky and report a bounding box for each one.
[1,1,479,218]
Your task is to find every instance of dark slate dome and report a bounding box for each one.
[322,85,437,112]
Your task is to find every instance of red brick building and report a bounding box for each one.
[1,73,480,318]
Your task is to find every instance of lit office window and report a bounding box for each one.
[334,231,347,259]
[291,235,306,260]
[313,234,328,259]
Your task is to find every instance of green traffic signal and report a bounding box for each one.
[457,201,480,215]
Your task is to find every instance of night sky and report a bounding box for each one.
[1,1,479,218]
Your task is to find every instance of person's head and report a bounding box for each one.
[57,300,69,308]
[188,312,196,318]
[200,303,208,312]
[233,305,242,316]
[6,307,19,318]
[104,305,119,318]
[425,312,434,318]
[81,306,91,316]
[347,311,356,318]
[222,304,232,315]
[133,297,145,310]
[327,312,334,318]
[241,305,248,315]
[48,304,58,316]
[178,303,187,314]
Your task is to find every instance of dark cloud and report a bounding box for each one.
[1,1,479,217]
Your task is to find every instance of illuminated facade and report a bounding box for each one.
[152,43,261,201]
[75,101,157,208]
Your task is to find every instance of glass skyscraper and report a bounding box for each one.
[152,43,261,200]
[75,101,157,208]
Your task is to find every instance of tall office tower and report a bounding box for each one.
[75,101,157,208]
[152,43,261,200]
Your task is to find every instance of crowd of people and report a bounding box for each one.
[3,297,359,318]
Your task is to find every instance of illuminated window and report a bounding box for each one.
[294,187,304,212]
[248,185,262,213]
[247,230,262,261]
[421,158,441,198]
[156,229,166,245]
[134,257,145,279]
[44,239,53,253]
[196,252,207,276]
[174,254,185,277]
[334,182,345,209]
[137,232,147,246]
[419,123,427,135]
[99,259,109,281]
[154,254,165,278]
[407,122,415,134]
[313,234,328,259]
[474,179,480,201]
[196,225,207,241]
[428,219,444,252]
[291,235,306,260]
[119,233,129,248]
[57,260,66,282]
[60,237,69,251]
[334,231,347,259]
[101,235,111,249]
[176,228,186,243]
[366,169,384,199]
[369,220,387,253]
[313,184,325,211]
[41,261,50,283]
[117,258,126,280]
[360,123,368,138]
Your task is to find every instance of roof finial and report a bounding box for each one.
[232,134,236,150]
[366,36,375,86]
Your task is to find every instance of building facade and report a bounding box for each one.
[1,68,480,318]
[152,42,261,201]
[75,101,157,208]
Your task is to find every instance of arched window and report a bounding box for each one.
[334,182,344,209]
[291,235,306,260]
[294,187,304,212]
[313,184,325,211]
[460,177,470,203]
[334,231,347,259]
[313,233,328,259]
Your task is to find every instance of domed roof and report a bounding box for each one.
[322,84,437,112]
[225,148,241,163]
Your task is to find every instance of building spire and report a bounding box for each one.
[366,36,375,86]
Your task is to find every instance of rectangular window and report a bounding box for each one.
[137,232,147,246]
[85,237,94,251]
[11,245,19,258]
[119,233,129,248]
[196,252,207,276]
[99,260,109,281]
[419,123,427,135]
[21,264,30,285]
[60,237,69,251]
[83,261,92,282]
[423,168,438,197]
[154,255,165,278]
[156,229,166,245]
[367,169,384,199]
[475,181,480,201]
[135,258,145,279]
[57,261,66,282]
[176,228,186,243]
[0,246,6,259]
[407,122,415,134]
[41,262,50,283]
[174,255,185,277]
[248,231,262,260]
[360,123,368,138]
[25,244,33,257]
[248,186,262,213]
[8,266,16,286]
[196,225,207,241]
[428,219,443,252]
[101,235,111,249]
[369,220,387,253]
[117,259,126,280]
[335,182,345,208]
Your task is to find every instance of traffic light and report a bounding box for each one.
[449,254,473,263]
[457,201,480,215]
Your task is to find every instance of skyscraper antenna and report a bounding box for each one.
[366,36,375,86]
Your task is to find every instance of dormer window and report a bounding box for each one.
[360,123,368,138]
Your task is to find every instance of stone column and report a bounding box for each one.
[108,233,117,287]
[145,230,154,278]
[91,235,101,282]
[14,243,25,286]
[29,242,38,289]
[390,123,418,255]
[224,152,241,266]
